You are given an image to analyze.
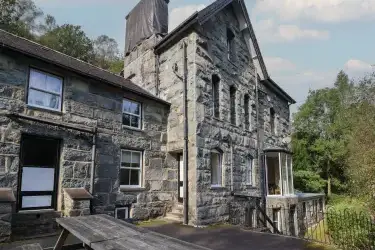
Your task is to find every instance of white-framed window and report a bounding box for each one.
[246,156,254,185]
[122,98,142,129]
[210,149,222,187]
[115,207,129,220]
[27,68,63,111]
[120,150,142,188]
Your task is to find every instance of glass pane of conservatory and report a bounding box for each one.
[280,153,288,195]
[266,153,281,195]
[287,155,294,194]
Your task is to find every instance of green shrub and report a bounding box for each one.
[326,199,374,249]
[294,170,326,193]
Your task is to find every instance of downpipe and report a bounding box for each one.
[182,41,189,225]
[90,127,98,214]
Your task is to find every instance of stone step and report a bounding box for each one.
[164,212,183,223]
[171,204,183,214]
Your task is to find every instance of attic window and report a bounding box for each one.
[226,28,235,61]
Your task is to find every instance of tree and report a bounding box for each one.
[0,0,43,39]
[92,35,124,73]
[39,24,94,62]
[292,71,352,196]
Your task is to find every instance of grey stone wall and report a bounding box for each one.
[0,203,13,242]
[193,5,261,225]
[124,31,199,223]
[0,49,171,237]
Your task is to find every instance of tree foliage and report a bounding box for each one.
[0,0,42,39]
[40,24,94,62]
[1,0,124,73]
[293,70,375,208]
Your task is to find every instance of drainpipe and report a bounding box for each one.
[182,41,189,225]
[155,53,160,97]
[230,138,234,193]
[253,60,266,210]
[90,127,98,214]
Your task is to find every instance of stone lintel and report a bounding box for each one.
[64,188,93,200]
[0,188,16,203]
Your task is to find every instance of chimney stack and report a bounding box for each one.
[125,0,169,55]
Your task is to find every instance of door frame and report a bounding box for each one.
[17,134,61,212]
[178,154,183,203]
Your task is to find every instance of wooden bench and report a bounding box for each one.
[53,214,211,250]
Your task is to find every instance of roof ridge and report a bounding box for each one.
[0,29,124,80]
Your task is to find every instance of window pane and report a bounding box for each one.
[22,195,52,208]
[122,114,131,126]
[121,151,131,163]
[131,152,141,165]
[130,169,139,185]
[29,70,47,90]
[45,75,62,94]
[123,100,132,113]
[131,116,139,128]
[120,168,130,185]
[21,167,55,191]
[211,153,221,185]
[130,102,140,115]
[280,153,288,195]
[28,89,60,110]
[246,158,253,185]
[287,155,293,194]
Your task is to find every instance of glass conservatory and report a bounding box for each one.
[264,150,294,196]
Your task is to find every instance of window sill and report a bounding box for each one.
[121,125,144,132]
[210,186,226,190]
[18,209,55,214]
[27,105,63,115]
[120,187,146,192]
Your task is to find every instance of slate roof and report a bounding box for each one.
[0,29,169,105]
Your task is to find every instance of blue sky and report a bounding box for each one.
[33,0,375,113]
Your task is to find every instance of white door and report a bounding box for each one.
[179,155,183,202]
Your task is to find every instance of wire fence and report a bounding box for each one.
[230,203,375,250]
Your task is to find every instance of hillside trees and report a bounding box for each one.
[0,0,124,73]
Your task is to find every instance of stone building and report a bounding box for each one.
[0,0,324,241]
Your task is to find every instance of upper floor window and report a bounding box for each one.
[244,94,250,130]
[270,108,276,134]
[27,69,63,111]
[211,149,222,187]
[120,149,142,188]
[123,98,141,129]
[230,86,236,125]
[246,156,254,185]
[226,28,235,61]
[212,75,220,119]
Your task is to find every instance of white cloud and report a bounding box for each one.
[254,19,330,43]
[264,57,296,72]
[169,4,206,32]
[253,0,375,23]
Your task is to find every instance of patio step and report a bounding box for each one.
[164,204,183,222]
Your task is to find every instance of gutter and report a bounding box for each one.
[182,41,189,225]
